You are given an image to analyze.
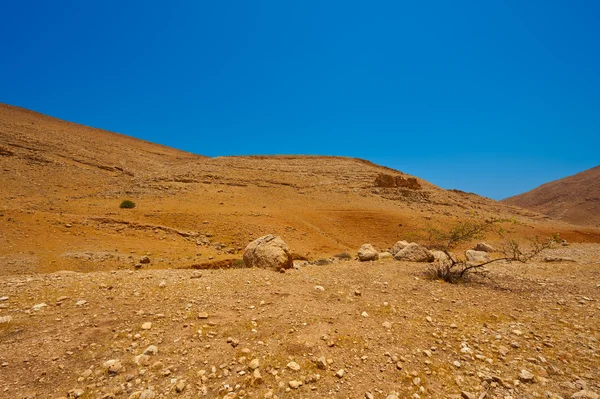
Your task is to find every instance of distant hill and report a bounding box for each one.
[1,103,599,274]
[502,166,600,226]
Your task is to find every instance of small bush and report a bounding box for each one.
[334,252,352,261]
[313,258,332,266]
[231,259,246,269]
[119,200,136,209]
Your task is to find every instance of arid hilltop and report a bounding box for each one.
[503,165,600,227]
[1,103,598,275]
[1,103,600,399]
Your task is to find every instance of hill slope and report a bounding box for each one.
[502,165,600,226]
[1,103,599,274]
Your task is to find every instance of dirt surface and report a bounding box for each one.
[1,244,599,399]
[503,165,600,227]
[1,103,600,399]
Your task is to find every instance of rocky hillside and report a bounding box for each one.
[1,103,599,275]
[502,166,600,227]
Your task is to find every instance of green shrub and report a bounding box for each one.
[119,200,136,209]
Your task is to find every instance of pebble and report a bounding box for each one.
[289,380,302,389]
[336,369,345,378]
[314,285,325,291]
[249,358,260,369]
[0,296,8,302]
[316,356,327,370]
[198,312,209,319]
[361,311,369,318]
[382,321,393,329]
[141,322,152,330]
[0,316,12,324]
[287,361,301,371]
[75,300,87,306]
[143,345,158,355]
[519,369,535,382]
[158,281,166,288]
[102,359,122,375]
[32,303,47,311]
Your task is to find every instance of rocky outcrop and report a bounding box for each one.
[243,235,293,271]
[374,173,421,190]
[358,244,379,262]
[394,243,434,262]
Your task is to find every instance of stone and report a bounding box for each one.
[190,271,202,279]
[249,358,260,369]
[390,240,410,255]
[394,243,435,262]
[361,311,369,318]
[0,316,12,324]
[571,391,600,399]
[0,296,8,302]
[102,359,122,375]
[519,369,535,382]
[314,285,325,291]
[358,244,379,262]
[287,361,301,371]
[336,369,345,378]
[382,321,393,329]
[431,250,451,262]
[68,389,85,398]
[198,312,209,319]
[243,235,293,271]
[139,390,155,399]
[139,256,150,264]
[465,250,491,263]
[316,356,327,370]
[158,281,166,288]
[32,303,47,311]
[175,380,186,393]
[289,380,302,389]
[143,345,158,355]
[379,251,393,260]
[141,322,152,330]
[75,300,87,306]
[473,242,495,252]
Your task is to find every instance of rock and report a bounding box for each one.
[314,285,325,291]
[102,359,122,375]
[316,356,327,370]
[465,250,491,263]
[134,354,150,366]
[461,392,477,399]
[379,251,393,260]
[139,256,150,264]
[68,389,85,398]
[75,300,87,306]
[141,322,152,330]
[0,296,8,302]
[473,242,495,252]
[143,345,158,355]
[175,380,186,393]
[190,271,202,279]
[571,391,600,399]
[249,358,260,369]
[361,311,369,318]
[287,361,301,371]
[390,240,410,255]
[139,390,155,399]
[519,369,535,382]
[243,235,293,271]
[32,303,47,311]
[158,281,166,288]
[382,321,393,329]
[336,369,345,378]
[288,380,302,389]
[431,250,450,262]
[0,316,12,324]
[358,244,379,261]
[394,243,435,262]
[198,312,209,319]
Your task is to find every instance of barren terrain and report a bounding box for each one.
[1,103,600,399]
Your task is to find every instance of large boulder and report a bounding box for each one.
[390,240,410,256]
[394,243,435,262]
[358,244,379,262]
[465,250,491,263]
[431,250,451,263]
[243,235,293,271]
[473,242,495,252]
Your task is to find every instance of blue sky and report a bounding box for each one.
[1,1,598,200]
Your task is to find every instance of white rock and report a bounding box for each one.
[287,361,301,371]
[75,300,87,306]
[314,285,325,291]
[243,235,293,271]
[465,250,491,263]
[394,243,435,262]
[390,240,410,255]
[249,358,260,369]
[141,322,152,330]
[358,244,379,262]
[32,303,47,311]
[336,369,345,378]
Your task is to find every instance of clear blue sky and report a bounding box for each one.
[1,1,598,200]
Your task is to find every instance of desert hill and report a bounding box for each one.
[502,165,600,227]
[1,103,599,274]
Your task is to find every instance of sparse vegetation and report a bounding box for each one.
[426,219,557,283]
[334,252,352,260]
[231,259,246,269]
[119,200,136,209]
